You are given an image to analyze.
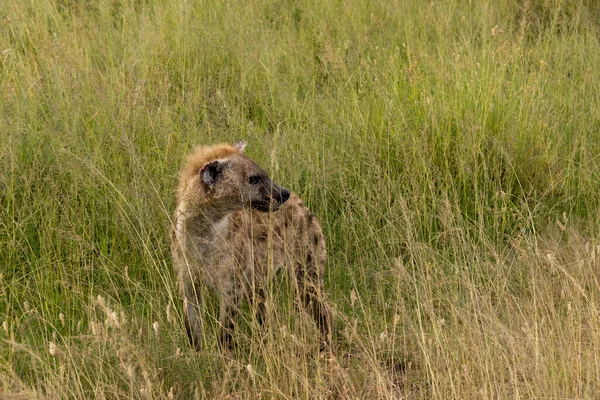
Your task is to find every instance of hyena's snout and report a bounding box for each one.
[271,183,290,208]
[252,181,290,212]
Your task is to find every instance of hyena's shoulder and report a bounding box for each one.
[228,194,325,252]
[279,194,325,243]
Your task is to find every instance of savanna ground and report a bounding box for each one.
[2,0,600,398]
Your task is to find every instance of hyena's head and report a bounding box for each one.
[197,141,290,212]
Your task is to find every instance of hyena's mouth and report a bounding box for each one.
[251,184,290,212]
[251,200,279,212]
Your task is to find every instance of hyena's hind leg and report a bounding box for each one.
[180,280,204,351]
[295,252,333,352]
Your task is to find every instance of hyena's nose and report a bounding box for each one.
[280,187,290,204]
[272,183,290,205]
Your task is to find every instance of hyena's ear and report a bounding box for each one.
[200,160,226,187]
[233,140,247,154]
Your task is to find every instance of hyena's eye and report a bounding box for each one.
[249,175,262,185]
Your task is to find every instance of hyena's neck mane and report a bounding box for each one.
[177,143,240,212]
[175,143,240,238]
[178,143,239,192]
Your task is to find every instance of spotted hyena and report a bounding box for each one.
[170,141,332,351]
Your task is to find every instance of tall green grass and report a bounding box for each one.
[2,0,600,397]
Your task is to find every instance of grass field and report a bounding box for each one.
[2,0,600,398]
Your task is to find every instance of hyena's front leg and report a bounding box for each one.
[218,288,243,350]
[181,280,204,351]
[295,259,333,352]
[249,286,267,326]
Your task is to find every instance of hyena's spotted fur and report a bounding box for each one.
[170,141,332,351]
